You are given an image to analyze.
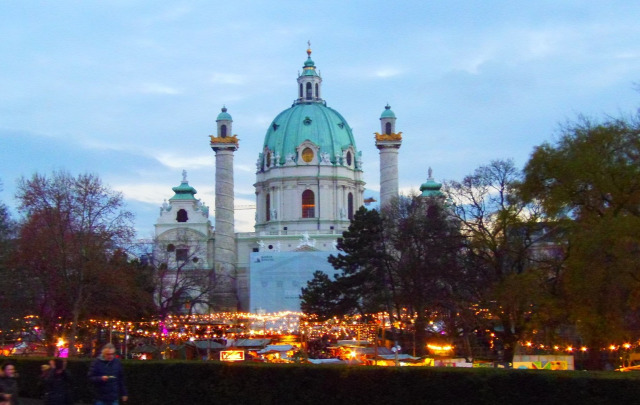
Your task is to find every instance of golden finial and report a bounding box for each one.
[307,40,312,57]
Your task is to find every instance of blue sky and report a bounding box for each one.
[2,1,639,237]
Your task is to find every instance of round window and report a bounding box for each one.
[302,147,314,163]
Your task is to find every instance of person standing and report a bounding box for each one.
[88,344,128,405]
[43,359,72,405]
[0,363,19,405]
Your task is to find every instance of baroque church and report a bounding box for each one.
[154,47,442,313]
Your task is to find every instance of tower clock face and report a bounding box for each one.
[302,147,314,163]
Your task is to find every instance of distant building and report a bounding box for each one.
[154,46,440,313]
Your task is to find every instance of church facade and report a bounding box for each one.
[155,47,407,313]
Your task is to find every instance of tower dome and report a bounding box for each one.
[420,167,444,198]
[254,46,365,234]
[262,104,358,167]
[260,47,359,168]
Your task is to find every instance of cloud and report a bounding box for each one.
[138,83,182,95]
[372,67,404,78]
[155,153,213,170]
[210,72,246,85]
[135,5,193,27]
[235,209,256,233]
[233,197,257,232]
[117,183,175,204]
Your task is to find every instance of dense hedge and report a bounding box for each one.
[6,358,640,404]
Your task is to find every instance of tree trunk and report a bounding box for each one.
[413,315,428,357]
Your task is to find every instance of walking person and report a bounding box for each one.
[88,344,128,405]
[0,363,19,405]
[43,359,72,405]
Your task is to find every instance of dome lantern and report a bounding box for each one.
[296,42,323,104]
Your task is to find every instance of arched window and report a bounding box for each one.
[302,190,315,218]
[266,152,271,168]
[221,124,227,138]
[315,83,319,99]
[346,151,352,166]
[306,82,312,100]
[299,83,303,98]
[266,193,271,221]
[177,209,188,223]
[385,122,392,135]
[348,193,354,220]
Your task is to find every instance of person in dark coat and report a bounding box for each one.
[43,359,72,405]
[88,344,128,405]
[0,362,19,405]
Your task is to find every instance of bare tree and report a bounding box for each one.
[444,159,551,362]
[14,171,135,355]
[143,228,216,321]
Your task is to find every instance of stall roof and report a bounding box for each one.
[258,344,296,354]
[227,338,271,348]
[130,344,160,354]
[187,340,226,350]
[376,354,422,362]
[308,358,346,365]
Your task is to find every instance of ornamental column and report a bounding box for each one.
[375,105,402,208]
[210,106,239,311]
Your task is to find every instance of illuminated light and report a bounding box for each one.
[624,343,631,349]
[56,338,66,348]
[609,345,617,351]
[567,347,573,352]
[554,346,559,350]
[581,347,588,352]
[526,342,532,347]
[427,344,453,354]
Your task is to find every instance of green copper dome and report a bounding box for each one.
[263,103,357,165]
[420,168,444,198]
[170,181,198,201]
[216,106,232,121]
[380,104,396,119]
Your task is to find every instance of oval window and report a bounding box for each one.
[302,147,314,163]
[346,151,352,166]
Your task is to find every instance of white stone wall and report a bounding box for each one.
[254,161,364,234]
